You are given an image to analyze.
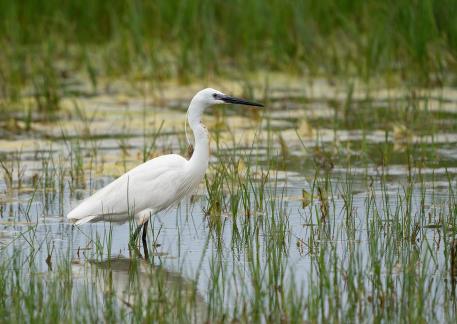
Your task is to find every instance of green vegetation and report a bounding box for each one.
[1,0,457,101]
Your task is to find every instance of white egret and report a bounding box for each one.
[67,88,263,246]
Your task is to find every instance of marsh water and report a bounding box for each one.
[1,77,457,322]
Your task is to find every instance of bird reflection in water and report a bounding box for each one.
[72,245,206,320]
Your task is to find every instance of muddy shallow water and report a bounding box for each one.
[1,77,457,321]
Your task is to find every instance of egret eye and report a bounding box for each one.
[212,93,218,99]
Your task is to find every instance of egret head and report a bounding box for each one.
[193,88,264,108]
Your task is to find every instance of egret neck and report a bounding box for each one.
[187,97,210,175]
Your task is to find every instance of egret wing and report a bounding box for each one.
[67,154,188,224]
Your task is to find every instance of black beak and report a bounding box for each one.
[219,94,264,107]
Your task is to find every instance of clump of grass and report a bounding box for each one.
[0,150,25,192]
[31,57,61,117]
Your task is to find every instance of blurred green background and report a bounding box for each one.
[1,0,456,99]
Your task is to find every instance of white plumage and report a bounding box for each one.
[67,88,263,235]
[67,154,196,225]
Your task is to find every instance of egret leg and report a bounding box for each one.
[142,221,149,260]
[142,220,149,247]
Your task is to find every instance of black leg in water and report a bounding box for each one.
[142,220,149,247]
[141,221,149,259]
